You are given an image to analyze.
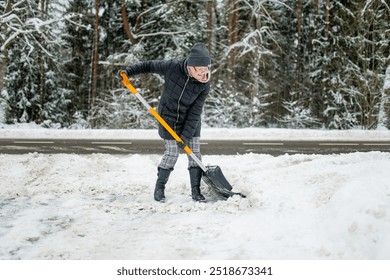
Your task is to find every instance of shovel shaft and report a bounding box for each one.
[120,72,207,172]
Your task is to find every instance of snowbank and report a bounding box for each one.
[1,150,390,259]
[1,123,390,141]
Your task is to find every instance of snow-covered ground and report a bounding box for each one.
[1,125,390,259]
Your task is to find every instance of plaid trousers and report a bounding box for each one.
[158,137,202,170]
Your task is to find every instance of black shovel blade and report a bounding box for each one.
[202,165,246,198]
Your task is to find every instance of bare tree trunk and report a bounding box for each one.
[296,0,302,84]
[38,0,46,123]
[325,0,330,39]
[230,0,238,67]
[91,0,100,120]
[297,0,302,44]
[226,0,238,86]
[206,0,213,51]
[313,0,318,51]
[121,5,138,44]
[227,0,232,47]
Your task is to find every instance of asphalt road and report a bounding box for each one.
[1,138,390,155]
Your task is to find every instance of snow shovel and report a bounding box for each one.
[120,72,245,199]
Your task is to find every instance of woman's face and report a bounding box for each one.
[188,66,210,83]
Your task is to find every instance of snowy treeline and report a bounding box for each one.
[0,0,389,129]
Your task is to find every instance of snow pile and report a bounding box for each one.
[1,151,390,259]
[2,124,390,141]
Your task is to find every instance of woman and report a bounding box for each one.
[122,43,211,202]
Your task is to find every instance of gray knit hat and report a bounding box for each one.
[187,43,211,67]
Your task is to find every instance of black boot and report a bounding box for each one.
[154,168,171,202]
[189,167,206,202]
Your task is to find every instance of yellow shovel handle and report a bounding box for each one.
[120,71,192,155]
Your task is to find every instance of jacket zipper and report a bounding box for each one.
[174,76,189,132]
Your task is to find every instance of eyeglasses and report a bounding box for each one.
[193,66,210,74]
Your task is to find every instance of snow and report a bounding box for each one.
[2,122,390,141]
[1,125,390,260]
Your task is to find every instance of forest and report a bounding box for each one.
[0,0,389,130]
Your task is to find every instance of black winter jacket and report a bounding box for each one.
[125,59,210,140]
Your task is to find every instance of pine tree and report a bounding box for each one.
[2,0,73,124]
[357,0,390,128]
[1,0,389,129]
[4,1,41,123]
[62,0,93,125]
[318,0,389,129]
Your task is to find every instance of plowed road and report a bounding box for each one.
[1,139,390,155]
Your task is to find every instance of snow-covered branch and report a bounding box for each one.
[1,3,76,53]
[362,0,390,16]
[134,30,187,39]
